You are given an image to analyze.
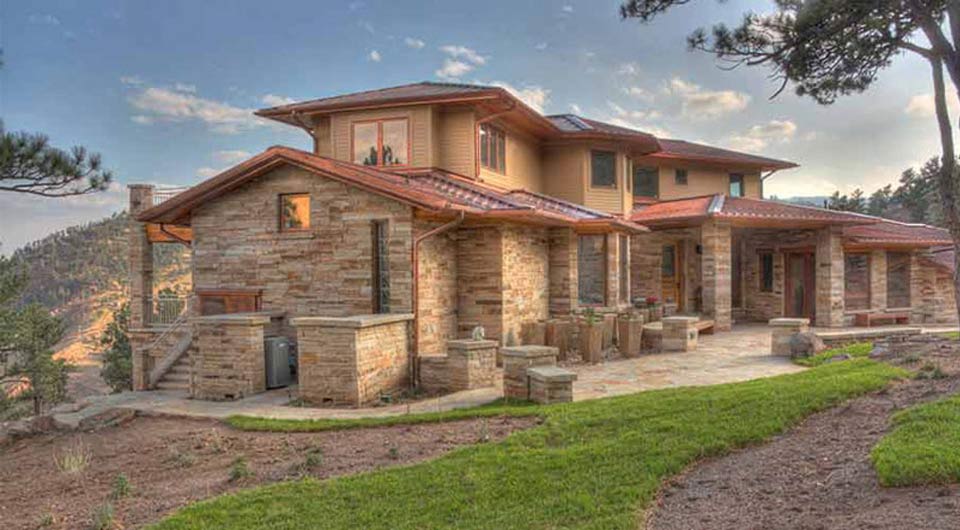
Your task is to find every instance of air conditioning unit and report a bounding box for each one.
[264,337,292,389]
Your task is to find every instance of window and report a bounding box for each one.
[887,252,911,308]
[279,193,310,231]
[578,235,607,305]
[372,220,390,313]
[197,290,261,316]
[619,235,630,304]
[633,166,659,198]
[479,123,506,173]
[844,253,871,311]
[591,150,617,188]
[729,173,744,197]
[352,118,409,166]
[759,251,774,293]
[675,168,688,185]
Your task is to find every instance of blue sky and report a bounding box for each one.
[0,0,949,252]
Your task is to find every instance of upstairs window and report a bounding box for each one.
[279,193,310,231]
[591,150,617,189]
[352,118,409,166]
[675,168,688,185]
[634,166,659,198]
[729,173,744,197]
[479,123,506,173]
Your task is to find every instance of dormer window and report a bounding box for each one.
[352,118,409,166]
[479,123,505,173]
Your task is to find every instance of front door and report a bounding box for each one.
[784,252,816,319]
[661,243,683,310]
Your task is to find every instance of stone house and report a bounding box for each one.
[128,82,957,405]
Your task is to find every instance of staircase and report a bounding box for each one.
[155,353,191,391]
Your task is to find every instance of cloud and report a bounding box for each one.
[261,94,296,107]
[359,20,375,34]
[435,45,487,80]
[120,75,144,86]
[436,60,473,80]
[28,14,61,25]
[570,103,582,114]
[439,45,486,66]
[126,84,267,134]
[173,83,197,93]
[623,86,654,103]
[905,92,960,118]
[196,167,223,178]
[485,81,550,113]
[667,78,751,119]
[348,1,365,10]
[618,63,640,76]
[606,102,669,137]
[368,50,382,62]
[535,42,548,51]
[404,37,425,49]
[562,5,574,12]
[213,150,252,164]
[725,119,797,152]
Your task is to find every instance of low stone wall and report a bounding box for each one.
[293,313,412,407]
[191,314,270,401]
[528,366,577,404]
[769,318,810,356]
[419,339,498,394]
[662,316,699,352]
[502,345,558,400]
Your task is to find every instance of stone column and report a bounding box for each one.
[606,233,619,308]
[128,185,154,330]
[701,220,732,331]
[192,314,269,400]
[769,317,809,356]
[548,228,579,315]
[869,250,887,311]
[815,226,845,327]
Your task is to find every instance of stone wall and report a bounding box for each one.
[191,314,269,400]
[415,220,458,356]
[701,220,732,330]
[912,257,959,324]
[631,228,701,310]
[190,165,414,329]
[418,339,498,394]
[548,228,578,315]
[501,226,550,346]
[293,314,412,407]
[815,226,845,327]
[457,226,504,341]
[739,228,819,322]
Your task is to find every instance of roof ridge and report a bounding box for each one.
[258,81,487,112]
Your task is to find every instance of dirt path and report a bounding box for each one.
[648,341,960,530]
[0,414,536,529]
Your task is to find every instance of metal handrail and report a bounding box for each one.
[146,295,188,326]
[152,187,189,206]
[144,298,191,354]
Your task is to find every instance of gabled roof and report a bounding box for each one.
[844,219,952,247]
[630,194,876,227]
[137,146,646,234]
[651,139,797,170]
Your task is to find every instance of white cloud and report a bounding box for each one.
[618,63,640,76]
[725,119,798,152]
[28,14,60,25]
[196,167,223,178]
[368,50,382,62]
[486,81,550,113]
[535,42,548,51]
[905,92,960,118]
[348,1,365,10]
[131,115,154,125]
[173,83,197,93]
[359,21,375,34]
[261,94,296,107]
[439,45,486,66]
[435,45,487,80]
[606,102,669,137]
[120,75,144,86]
[570,103,582,114]
[667,78,751,119]
[436,59,472,80]
[404,37,425,49]
[623,86,654,103]
[126,84,267,134]
[213,150,252,164]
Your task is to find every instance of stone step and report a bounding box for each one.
[169,363,191,373]
[155,381,189,391]
[161,372,190,383]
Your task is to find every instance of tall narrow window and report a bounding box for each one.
[674,168,688,185]
[352,118,408,166]
[578,235,607,305]
[633,166,659,198]
[887,252,911,308]
[279,193,310,231]
[844,253,871,311]
[759,251,774,293]
[479,123,506,173]
[619,235,630,304]
[729,173,744,197]
[372,220,390,313]
[591,151,617,188]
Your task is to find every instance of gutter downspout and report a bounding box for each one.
[410,210,465,388]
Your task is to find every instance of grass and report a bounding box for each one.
[793,342,873,367]
[153,360,904,530]
[225,399,542,433]
[872,393,960,486]
[54,440,91,474]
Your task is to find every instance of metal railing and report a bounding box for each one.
[152,187,189,206]
[146,295,190,326]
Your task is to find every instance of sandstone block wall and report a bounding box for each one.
[501,226,550,346]
[815,226,845,327]
[502,345,558,400]
[548,228,578,315]
[415,219,458,355]
[701,220,732,330]
[191,315,268,400]
[418,339,498,394]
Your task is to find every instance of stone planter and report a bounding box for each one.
[578,321,604,363]
[617,315,644,358]
[545,318,575,360]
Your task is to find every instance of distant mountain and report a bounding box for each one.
[770,196,831,208]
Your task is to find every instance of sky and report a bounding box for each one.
[0,0,951,253]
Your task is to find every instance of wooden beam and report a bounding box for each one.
[146,223,193,244]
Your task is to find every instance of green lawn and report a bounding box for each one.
[872,393,960,486]
[226,400,542,432]
[154,360,904,530]
[793,342,873,367]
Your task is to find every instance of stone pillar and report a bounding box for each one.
[769,317,810,356]
[617,313,644,358]
[527,366,577,404]
[293,314,412,407]
[606,233,620,308]
[419,339,498,393]
[501,345,558,400]
[662,316,699,352]
[869,250,887,311]
[548,228,579,315]
[128,185,154,330]
[191,314,269,400]
[701,220,732,330]
[816,226,845,327]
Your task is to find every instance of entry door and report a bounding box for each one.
[784,252,816,319]
[661,243,683,310]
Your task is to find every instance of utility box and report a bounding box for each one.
[264,337,292,389]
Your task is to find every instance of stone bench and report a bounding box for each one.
[527,366,577,404]
[501,345,558,400]
[853,311,911,327]
[662,316,700,352]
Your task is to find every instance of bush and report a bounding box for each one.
[99,303,131,393]
[90,502,115,530]
[110,473,131,500]
[228,456,253,482]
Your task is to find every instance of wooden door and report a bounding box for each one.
[661,243,684,310]
[784,252,815,319]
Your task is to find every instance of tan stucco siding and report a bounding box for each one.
[543,145,585,204]
[313,116,333,157]
[637,159,762,200]
[479,130,543,192]
[583,149,628,215]
[438,108,477,177]
[330,106,433,167]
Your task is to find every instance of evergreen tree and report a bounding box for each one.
[99,303,131,393]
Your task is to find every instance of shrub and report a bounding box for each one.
[110,473,131,500]
[229,456,253,482]
[166,447,196,468]
[90,502,115,530]
[99,303,131,393]
[304,447,324,469]
[55,440,90,474]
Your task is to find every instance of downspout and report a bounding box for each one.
[760,169,781,199]
[410,210,465,388]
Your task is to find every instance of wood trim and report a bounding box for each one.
[349,116,413,168]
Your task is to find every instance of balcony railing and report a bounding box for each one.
[146,295,190,326]
[152,187,189,206]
